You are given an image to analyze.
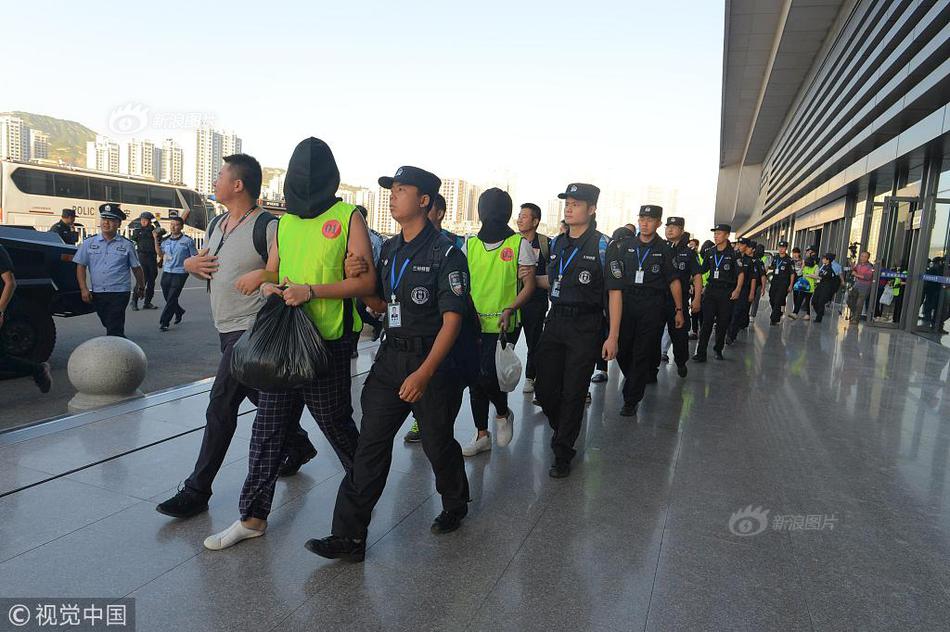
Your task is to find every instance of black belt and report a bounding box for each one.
[549,303,602,317]
[383,334,435,353]
[706,282,735,290]
[623,286,667,297]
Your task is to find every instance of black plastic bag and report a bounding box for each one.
[231,294,330,391]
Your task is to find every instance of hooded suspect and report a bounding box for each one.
[283,137,342,219]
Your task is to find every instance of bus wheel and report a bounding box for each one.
[0,300,56,368]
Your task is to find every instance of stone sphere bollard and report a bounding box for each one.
[67,336,147,412]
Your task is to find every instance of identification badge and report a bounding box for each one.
[635,270,645,284]
[387,302,402,328]
[551,279,561,298]
[714,270,720,280]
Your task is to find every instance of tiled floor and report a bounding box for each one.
[0,311,948,631]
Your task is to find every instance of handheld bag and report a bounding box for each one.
[494,331,523,393]
[231,294,330,391]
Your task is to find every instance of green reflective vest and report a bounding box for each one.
[467,233,522,333]
[277,202,362,340]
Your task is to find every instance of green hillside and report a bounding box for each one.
[1,111,96,166]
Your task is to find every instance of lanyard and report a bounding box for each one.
[635,246,652,270]
[389,254,411,301]
[557,247,579,279]
[206,206,257,292]
[713,251,726,270]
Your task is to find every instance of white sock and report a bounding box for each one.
[203,520,266,550]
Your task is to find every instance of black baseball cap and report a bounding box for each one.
[778,240,789,247]
[711,223,732,233]
[379,166,441,198]
[738,237,753,246]
[138,211,155,220]
[665,216,684,227]
[61,208,76,218]
[557,183,600,205]
[639,205,663,219]
[99,203,126,221]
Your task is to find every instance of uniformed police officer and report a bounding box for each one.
[767,240,796,325]
[694,224,744,361]
[130,211,160,310]
[534,183,615,478]
[73,204,146,337]
[608,205,685,417]
[725,237,759,344]
[306,166,471,562]
[660,216,701,377]
[48,208,78,245]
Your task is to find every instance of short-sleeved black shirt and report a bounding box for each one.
[770,254,794,282]
[130,224,157,257]
[605,233,674,291]
[740,255,759,289]
[376,220,468,338]
[669,238,701,283]
[0,244,13,296]
[699,243,744,287]
[546,227,610,307]
[48,220,78,245]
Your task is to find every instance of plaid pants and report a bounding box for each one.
[239,337,359,521]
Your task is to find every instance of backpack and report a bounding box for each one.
[206,210,276,264]
[537,233,550,261]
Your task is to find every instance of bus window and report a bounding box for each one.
[54,173,89,199]
[180,189,210,230]
[149,185,181,208]
[11,168,54,195]
[122,182,148,205]
[89,178,122,202]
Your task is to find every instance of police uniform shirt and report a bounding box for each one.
[161,234,198,273]
[770,254,794,281]
[546,228,610,306]
[72,234,141,292]
[699,244,743,286]
[741,254,757,289]
[377,221,469,337]
[669,239,700,283]
[49,220,78,245]
[131,224,158,257]
[605,233,675,292]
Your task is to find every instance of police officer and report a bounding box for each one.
[694,224,744,361]
[608,205,685,417]
[660,216,701,377]
[48,208,78,245]
[306,166,470,562]
[767,240,796,325]
[73,204,146,337]
[130,211,160,310]
[725,237,759,344]
[534,183,615,478]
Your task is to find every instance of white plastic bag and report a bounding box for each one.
[495,332,522,393]
[879,288,894,306]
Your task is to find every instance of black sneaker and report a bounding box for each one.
[714,350,724,361]
[403,420,421,443]
[174,311,185,324]
[676,364,687,378]
[278,445,318,477]
[431,508,467,534]
[725,336,735,346]
[620,402,638,417]
[155,486,209,519]
[33,362,52,393]
[548,461,571,478]
[160,325,170,332]
[143,303,159,310]
[305,535,366,562]
[692,353,707,363]
[131,301,139,311]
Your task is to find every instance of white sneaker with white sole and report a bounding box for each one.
[495,409,514,447]
[462,432,492,457]
[203,520,265,550]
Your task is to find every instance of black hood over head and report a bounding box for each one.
[476,188,515,243]
[283,137,341,219]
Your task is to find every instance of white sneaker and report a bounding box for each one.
[203,520,265,550]
[803,314,811,321]
[462,432,492,457]
[495,410,514,447]
[788,313,797,320]
[522,378,535,393]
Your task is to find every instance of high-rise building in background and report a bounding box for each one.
[439,178,483,234]
[128,138,161,180]
[0,115,27,161]
[337,183,375,220]
[372,187,397,235]
[86,135,120,174]
[261,171,285,202]
[161,138,183,184]
[28,129,49,161]
[195,128,242,196]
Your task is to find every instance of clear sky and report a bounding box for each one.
[2,0,724,231]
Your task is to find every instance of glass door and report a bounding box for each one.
[915,200,950,346]
[868,197,917,328]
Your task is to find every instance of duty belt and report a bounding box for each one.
[623,286,667,297]
[549,303,602,317]
[383,334,436,353]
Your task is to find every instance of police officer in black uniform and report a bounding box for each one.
[306,166,470,563]
[48,208,79,245]
[694,224,744,361]
[660,216,701,377]
[130,211,160,310]
[767,240,796,325]
[607,205,685,417]
[725,237,759,344]
[534,183,615,478]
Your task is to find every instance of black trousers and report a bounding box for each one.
[470,329,521,431]
[184,330,311,499]
[813,285,834,322]
[664,289,690,368]
[769,282,790,324]
[159,272,188,326]
[727,292,752,338]
[0,352,43,378]
[138,255,158,305]
[332,343,469,537]
[92,291,130,337]
[535,310,602,464]
[793,291,812,315]
[697,286,733,356]
[521,299,547,380]
[618,292,667,405]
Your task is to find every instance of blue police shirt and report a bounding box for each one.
[160,234,197,274]
[73,233,141,292]
[830,260,842,276]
